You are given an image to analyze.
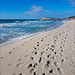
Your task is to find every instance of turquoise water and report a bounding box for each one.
[0,19,64,46]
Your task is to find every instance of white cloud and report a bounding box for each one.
[25,5,49,16]
[30,6,42,11]
[30,6,49,12]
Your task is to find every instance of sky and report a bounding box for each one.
[0,0,75,19]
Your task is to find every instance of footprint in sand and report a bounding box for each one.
[33,63,38,68]
[63,40,65,42]
[59,53,62,56]
[30,57,34,60]
[34,52,37,55]
[54,62,64,74]
[61,49,63,52]
[41,38,44,41]
[51,45,55,48]
[46,48,48,51]
[8,63,12,66]
[61,59,64,63]
[45,35,47,38]
[54,52,57,54]
[9,51,12,54]
[33,47,37,50]
[52,56,55,59]
[63,44,64,46]
[60,46,62,49]
[50,48,52,50]
[57,68,61,73]
[46,60,51,67]
[30,68,34,73]
[18,59,21,61]
[13,47,18,50]
[47,54,51,58]
[52,49,54,52]
[16,63,23,67]
[32,51,37,55]
[65,37,66,39]
[45,60,51,68]
[41,51,45,55]
[39,57,42,63]
[25,54,28,57]
[61,42,63,44]
[54,62,58,67]
[0,57,3,58]
[37,42,39,46]
[49,69,54,73]
[28,63,32,68]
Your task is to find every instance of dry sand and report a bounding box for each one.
[0,20,75,75]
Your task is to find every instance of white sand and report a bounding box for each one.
[0,20,75,75]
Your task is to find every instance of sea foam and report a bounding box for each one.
[0,19,63,46]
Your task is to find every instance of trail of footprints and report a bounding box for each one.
[6,28,74,75]
[25,33,67,75]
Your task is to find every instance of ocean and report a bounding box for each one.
[0,19,65,46]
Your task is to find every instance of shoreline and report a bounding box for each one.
[0,21,63,47]
[0,20,75,75]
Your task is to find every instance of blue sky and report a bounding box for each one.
[1,0,75,19]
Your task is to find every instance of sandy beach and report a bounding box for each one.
[0,20,75,75]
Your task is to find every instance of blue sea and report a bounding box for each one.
[0,19,66,46]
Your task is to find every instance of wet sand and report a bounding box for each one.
[0,20,75,75]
